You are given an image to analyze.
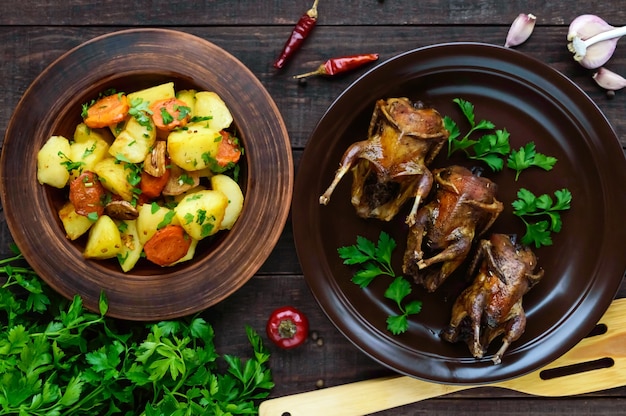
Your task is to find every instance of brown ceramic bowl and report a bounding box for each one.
[293,43,626,383]
[0,29,293,320]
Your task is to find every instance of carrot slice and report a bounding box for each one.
[216,130,242,166]
[143,225,191,266]
[150,98,191,131]
[84,94,130,128]
[140,168,171,200]
[69,171,106,217]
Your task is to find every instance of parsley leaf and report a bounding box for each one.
[338,232,422,335]
[507,142,558,180]
[445,98,509,171]
[512,188,572,247]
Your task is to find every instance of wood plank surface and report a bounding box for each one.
[1,2,625,415]
[1,1,626,26]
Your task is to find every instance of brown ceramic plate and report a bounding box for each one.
[1,29,293,320]
[293,42,626,383]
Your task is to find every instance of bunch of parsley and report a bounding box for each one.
[0,245,273,416]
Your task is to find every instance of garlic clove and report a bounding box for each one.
[504,13,537,48]
[592,67,626,91]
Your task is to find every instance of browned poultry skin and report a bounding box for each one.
[319,98,448,225]
[402,165,503,292]
[441,233,544,364]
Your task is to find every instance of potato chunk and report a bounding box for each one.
[136,203,179,245]
[193,91,233,131]
[58,201,94,240]
[127,82,175,107]
[117,219,143,272]
[93,157,134,201]
[167,124,222,171]
[69,124,111,181]
[83,215,123,259]
[108,115,157,163]
[210,174,244,230]
[174,190,227,240]
[176,89,197,115]
[37,135,71,188]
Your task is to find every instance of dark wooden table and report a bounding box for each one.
[2,1,626,415]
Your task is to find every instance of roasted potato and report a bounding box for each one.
[108,115,156,163]
[117,219,143,272]
[167,124,222,171]
[37,135,71,188]
[93,157,135,201]
[176,89,197,114]
[127,82,175,106]
[69,124,111,180]
[58,201,93,240]
[83,215,123,259]
[174,190,227,240]
[210,174,244,230]
[136,203,180,245]
[193,91,233,131]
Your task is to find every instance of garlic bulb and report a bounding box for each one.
[567,14,626,69]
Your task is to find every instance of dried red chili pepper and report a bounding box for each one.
[273,0,319,69]
[266,306,309,349]
[293,53,380,79]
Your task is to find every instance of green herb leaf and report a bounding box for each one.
[512,188,572,247]
[98,291,108,316]
[446,99,508,170]
[338,232,422,335]
[386,314,409,335]
[507,142,558,180]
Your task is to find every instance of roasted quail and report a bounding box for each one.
[441,233,544,364]
[402,165,503,292]
[319,97,449,225]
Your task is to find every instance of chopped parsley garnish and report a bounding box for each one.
[128,97,153,129]
[157,210,177,230]
[58,151,84,173]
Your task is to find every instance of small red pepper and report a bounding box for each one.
[273,0,319,69]
[266,306,309,349]
[293,53,380,79]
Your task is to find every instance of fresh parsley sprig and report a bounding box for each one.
[512,188,572,248]
[338,232,422,335]
[507,142,558,181]
[444,98,511,171]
